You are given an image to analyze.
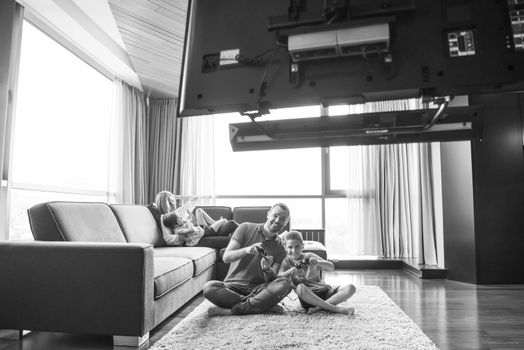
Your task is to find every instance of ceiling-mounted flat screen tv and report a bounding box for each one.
[178,0,524,117]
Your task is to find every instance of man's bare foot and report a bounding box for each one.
[307,306,354,315]
[307,306,321,315]
[266,304,284,314]
[337,306,355,315]
[208,306,233,316]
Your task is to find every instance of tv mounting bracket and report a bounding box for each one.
[240,95,453,141]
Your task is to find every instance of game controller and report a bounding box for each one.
[296,257,310,269]
[255,245,268,258]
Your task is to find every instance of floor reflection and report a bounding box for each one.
[326,270,484,350]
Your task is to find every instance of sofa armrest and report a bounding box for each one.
[0,241,154,337]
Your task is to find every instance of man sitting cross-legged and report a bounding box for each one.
[203,203,293,316]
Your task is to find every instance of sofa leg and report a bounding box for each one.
[0,329,30,340]
[113,333,149,347]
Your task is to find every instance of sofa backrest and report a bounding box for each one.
[232,206,270,223]
[193,206,232,220]
[28,202,126,242]
[110,204,165,247]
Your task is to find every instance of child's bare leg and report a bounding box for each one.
[209,218,227,232]
[325,284,356,306]
[295,284,351,314]
[195,208,216,226]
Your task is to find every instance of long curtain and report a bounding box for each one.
[177,115,216,205]
[350,100,438,265]
[147,98,181,203]
[110,79,148,204]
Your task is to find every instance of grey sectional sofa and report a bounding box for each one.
[0,202,326,347]
[0,202,255,347]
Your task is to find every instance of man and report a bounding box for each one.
[203,203,293,316]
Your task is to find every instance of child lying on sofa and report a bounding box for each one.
[151,190,238,247]
[161,211,205,246]
[161,210,234,247]
[175,204,238,238]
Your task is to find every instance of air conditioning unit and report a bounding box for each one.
[288,23,390,62]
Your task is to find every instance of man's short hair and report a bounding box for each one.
[284,230,303,243]
[270,202,290,217]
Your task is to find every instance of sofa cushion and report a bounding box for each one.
[193,206,232,220]
[110,204,165,247]
[27,203,64,241]
[303,240,328,259]
[154,247,216,276]
[196,236,230,250]
[29,202,126,242]
[154,257,193,299]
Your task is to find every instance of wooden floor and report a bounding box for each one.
[1,269,523,350]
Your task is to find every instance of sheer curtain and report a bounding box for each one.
[349,99,438,265]
[344,144,382,256]
[109,79,148,204]
[147,98,181,203]
[178,114,216,205]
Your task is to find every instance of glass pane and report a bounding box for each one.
[266,105,321,120]
[327,104,350,116]
[214,197,322,229]
[213,112,321,196]
[330,146,351,190]
[8,189,107,241]
[11,21,113,191]
[329,145,366,191]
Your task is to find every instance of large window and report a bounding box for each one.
[208,105,369,258]
[8,21,114,240]
[201,100,428,259]
[211,106,323,231]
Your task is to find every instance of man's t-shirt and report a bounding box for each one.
[224,222,286,288]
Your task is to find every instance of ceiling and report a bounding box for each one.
[19,0,188,99]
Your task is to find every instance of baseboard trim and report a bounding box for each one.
[0,329,30,340]
[332,259,402,269]
[113,333,149,347]
[331,258,447,279]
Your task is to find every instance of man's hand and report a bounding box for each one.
[247,242,264,255]
[308,257,318,268]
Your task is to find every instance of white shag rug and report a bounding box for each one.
[150,285,439,350]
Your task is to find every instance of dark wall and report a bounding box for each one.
[470,92,524,284]
[441,141,477,283]
[441,92,524,284]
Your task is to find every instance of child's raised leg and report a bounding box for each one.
[195,208,217,226]
[325,284,356,306]
[295,284,353,315]
[209,218,227,232]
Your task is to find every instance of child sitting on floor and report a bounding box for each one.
[278,230,356,315]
